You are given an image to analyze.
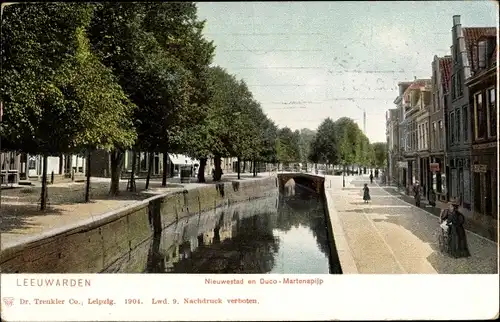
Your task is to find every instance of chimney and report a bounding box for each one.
[452,15,471,78]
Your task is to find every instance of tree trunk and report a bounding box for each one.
[242,160,247,173]
[40,154,48,210]
[109,149,124,196]
[214,156,222,181]
[129,150,137,192]
[145,151,154,190]
[85,150,91,202]
[253,160,257,177]
[161,151,168,187]
[237,156,241,180]
[198,157,207,183]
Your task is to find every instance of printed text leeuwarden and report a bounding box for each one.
[17,278,91,287]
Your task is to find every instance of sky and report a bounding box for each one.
[196,1,498,143]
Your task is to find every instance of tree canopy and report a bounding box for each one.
[1,2,383,209]
[308,116,376,167]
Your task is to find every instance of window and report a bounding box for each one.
[432,122,437,150]
[474,92,487,140]
[450,112,455,144]
[424,122,428,149]
[487,87,496,137]
[451,75,456,100]
[438,120,443,149]
[418,125,421,150]
[462,105,468,142]
[458,73,463,96]
[140,152,148,171]
[455,109,460,144]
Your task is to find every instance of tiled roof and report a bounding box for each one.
[403,79,431,101]
[463,27,497,66]
[439,56,452,92]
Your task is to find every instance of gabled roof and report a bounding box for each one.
[403,79,431,102]
[463,27,497,66]
[439,56,452,92]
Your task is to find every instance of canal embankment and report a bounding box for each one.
[0,176,278,273]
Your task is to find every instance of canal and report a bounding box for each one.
[141,184,340,274]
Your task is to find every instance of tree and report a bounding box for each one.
[1,3,135,208]
[308,118,338,166]
[298,128,316,166]
[87,3,212,193]
[275,127,298,167]
[371,142,388,168]
[141,2,215,186]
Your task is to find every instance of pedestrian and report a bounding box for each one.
[369,172,374,184]
[413,181,421,207]
[428,188,436,207]
[211,167,215,181]
[439,199,471,258]
[363,183,371,203]
[375,169,379,178]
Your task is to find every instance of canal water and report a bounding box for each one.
[143,184,340,274]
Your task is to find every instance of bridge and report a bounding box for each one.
[276,172,325,194]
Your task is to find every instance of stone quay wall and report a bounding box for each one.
[0,176,278,273]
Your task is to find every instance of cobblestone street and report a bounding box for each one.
[326,175,498,274]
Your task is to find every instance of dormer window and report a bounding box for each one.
[478,40,487,69]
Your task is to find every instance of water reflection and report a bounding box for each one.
[145,184,336,274]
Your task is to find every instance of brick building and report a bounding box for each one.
[465,33,497,240]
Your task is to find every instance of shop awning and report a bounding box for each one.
[168,154,196,166]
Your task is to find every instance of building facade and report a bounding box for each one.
[415,83,432,198]
[89,150,237,179]
[445,16,496,209]
[386,108,400,185]
[401,79,431,190]
[429,55,452,201]
[393,81,412,190]
[465,33,497,240]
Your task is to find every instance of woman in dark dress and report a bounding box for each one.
[439,199,471,258]
[363,183,371,203]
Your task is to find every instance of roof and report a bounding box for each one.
[168,154,196,165]
[492,45,498,63]
[439,56,452,92]
[463,27,497,66]
[403,79,431,102]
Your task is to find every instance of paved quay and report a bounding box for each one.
[0,172,276,249]
[324,174,498,274]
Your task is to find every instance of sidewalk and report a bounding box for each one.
[0,172,275,248]
[325,175,497,274]
[379,182,496,241]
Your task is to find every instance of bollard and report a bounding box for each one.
[51,171,54,184]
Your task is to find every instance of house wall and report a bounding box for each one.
[468,67,497,241]
[429,56,448,200]
[447,15,472,209]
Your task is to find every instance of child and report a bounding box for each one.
[363,183,371,203]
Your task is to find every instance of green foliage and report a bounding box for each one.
[371,142,388,168]
[308,116,374,166]
[276,127,301,163]
[1,3,135,155]
[298,128,316,163]
[309,118,338,164]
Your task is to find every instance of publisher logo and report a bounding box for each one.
[2,297,14,307]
